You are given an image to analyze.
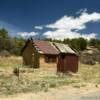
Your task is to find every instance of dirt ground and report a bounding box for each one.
[0,57,100,100]
[0,84,100,100]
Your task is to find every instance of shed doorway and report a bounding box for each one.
[57,54,65,73]
[65,54,78,73]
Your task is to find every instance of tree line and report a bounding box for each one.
[0,28,25,56]
[0,28,100,56]
[44,37,100,52]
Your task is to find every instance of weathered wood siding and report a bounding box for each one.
[22,42,39,68]
[23,42,34,67]
[22,41,58,68]
[57,54,78,73]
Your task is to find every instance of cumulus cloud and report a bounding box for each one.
[34,26,43,30]
[18,10,100,40]
[46,11,100,30]
[43,30,97,40]
[43,10,100,40]
[76,8,87,15]
[18,32,38,38]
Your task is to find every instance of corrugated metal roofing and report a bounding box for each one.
[33,40,59,55]
[54,42,76,54]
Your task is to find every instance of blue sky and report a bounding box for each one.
[0,0,100,39]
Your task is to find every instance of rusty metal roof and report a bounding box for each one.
[33,40,59,55]
[53,42,76,54]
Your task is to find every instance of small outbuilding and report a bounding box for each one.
[21,39,59,68]
[54,43,78,73]
[22,39,78,73]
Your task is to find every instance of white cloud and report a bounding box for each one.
[34,26,43,30]
[76,8,87,15]
[18,32,38,38]
[43,11,100,40]
[18,10,100,40]
[46,12,100,30]
[81,33,97,40]
[43,30,97,40]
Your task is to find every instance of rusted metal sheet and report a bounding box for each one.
[34,40,59,55]
[57,55,65,72]
[54,43,76,54]
[57,54,78,73]
[65,54,78,73]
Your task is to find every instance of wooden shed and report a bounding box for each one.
[21,39,59,68]
[54,43,78,73]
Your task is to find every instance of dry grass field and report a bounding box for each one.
[0,56,100,96]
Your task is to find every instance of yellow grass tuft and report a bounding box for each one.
[0,56,100,95]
